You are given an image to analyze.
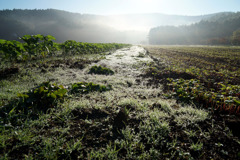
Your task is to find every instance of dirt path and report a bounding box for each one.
[93,45,153,76]
[71,44,163,104]
[48,45,158,100]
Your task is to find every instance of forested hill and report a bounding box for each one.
[0,9,120,43]
[149,12,240,45]
[0,9,218,44]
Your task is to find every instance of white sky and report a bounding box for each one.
[0,0,239,15]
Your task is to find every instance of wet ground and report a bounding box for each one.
[2,45,240,159]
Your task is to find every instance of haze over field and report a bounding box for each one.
[1,1,240,159]
[0,0,240,44]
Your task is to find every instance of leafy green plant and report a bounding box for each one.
[0,34,57,62]
[17,81,67,112]
[26,82,67,109]
[0,82,68,126]
[39,35,57,56]
[21,34,43,57]
[0,39,26,61]
[89,65,114,75]
[1,36,129,63]
[20,34,56,58]
[70,82,112,94]
[61,40,78,55]
[61,41,130,55]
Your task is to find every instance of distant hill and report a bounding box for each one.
[149,12,240,45]
[203,12,239,22]
[0,9,221,44]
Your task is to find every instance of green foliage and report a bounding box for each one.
[20,34,57,57]
[70,82,112,94]
[61,40,78,55]
[145,46,240,115]
[0,39,26,61]
[39,35,57,56]
[0,34,57,62]
[89,65,114,75]
[15,82,67,112]
[0,80,114,126]
[167,78,240,113]
[0,35,129,63]
[0,82,68,126]
[61,40,130,55]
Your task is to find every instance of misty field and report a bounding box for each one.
[1,37,240,159]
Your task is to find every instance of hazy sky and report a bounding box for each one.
[0,0,239,15]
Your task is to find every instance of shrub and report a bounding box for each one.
[89,65,114,75]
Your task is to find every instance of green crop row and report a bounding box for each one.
[0,34,130,62]
[61,40,130,55]
[0,34,58,61]
[145,46,240,115]
[166,78,240,114]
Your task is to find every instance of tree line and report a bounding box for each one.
[149,12,240,45]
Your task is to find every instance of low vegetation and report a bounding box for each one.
[143,46,240,115]
[0,34,130,62]
[89,65,114,75]
[0,37,240,159]
[70,82,112,94]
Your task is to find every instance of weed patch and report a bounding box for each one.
[70,82,112,94]
[0,82,68,126]
[89,65,114,75]
[17,81,67,111]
